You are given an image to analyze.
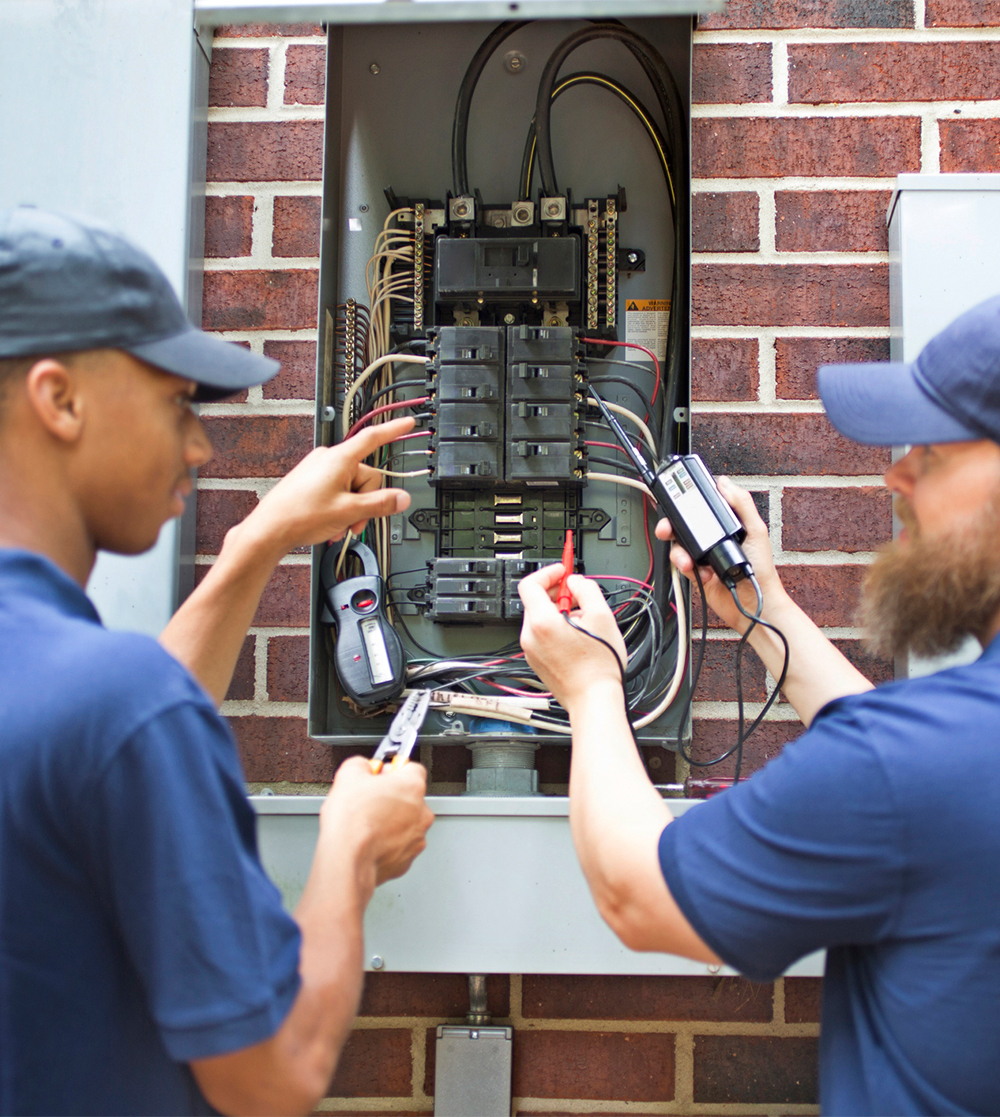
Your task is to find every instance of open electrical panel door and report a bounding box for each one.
[309,16,692,754]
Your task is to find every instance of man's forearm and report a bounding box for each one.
[159,519,286,707]
[566,681,717,962]
[742,585,874,727]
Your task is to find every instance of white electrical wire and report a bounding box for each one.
[341,353,429,434]
[585,472,653,499]
[588,397,657,456]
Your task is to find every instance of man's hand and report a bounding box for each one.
[655,475,782,632]
[518,564,626,712]
[238,417,417,560]
[321,756,434,886]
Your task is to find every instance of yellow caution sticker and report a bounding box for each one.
[624,298,672,362]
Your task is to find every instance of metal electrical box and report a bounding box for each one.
[308,11,700,755]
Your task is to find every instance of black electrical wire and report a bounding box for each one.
[588,375,658,429]
[586,454,643,474]
[518,71,674,203]
[362,378,426,410]
[452,20,528,197]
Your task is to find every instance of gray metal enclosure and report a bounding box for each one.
[309,16,693,749]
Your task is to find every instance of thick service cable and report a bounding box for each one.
[452,20,527,197]
[518,71,675,203]
[531,23,689,459]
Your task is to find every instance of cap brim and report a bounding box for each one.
[126,326,280,401]
[817,361,977,446]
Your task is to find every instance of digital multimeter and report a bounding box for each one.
[319,539,406,706]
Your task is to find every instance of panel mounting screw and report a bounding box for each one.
[371,955,385,970]
[504,313,515,325]
[369,62,380,75]
[627,251,639,265]
[503,50,526,74]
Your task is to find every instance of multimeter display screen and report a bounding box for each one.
[360,616,394,685]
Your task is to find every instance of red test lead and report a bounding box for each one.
[557,530,574,614]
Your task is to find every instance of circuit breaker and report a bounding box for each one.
[309,16,693,752]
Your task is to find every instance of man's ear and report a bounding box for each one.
[24,359,84,442]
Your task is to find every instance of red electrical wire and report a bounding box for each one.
[346,396,429,440]
[581,337,662,405]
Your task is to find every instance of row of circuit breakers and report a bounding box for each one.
[346,189,646,627]
[413,322,606,625]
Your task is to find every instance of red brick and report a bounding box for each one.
[698,0,912,28]
[832,638,893,685]
[694,1035,818,1104]
[695,640,767,703]
[692,43,771,104]
[254,565,311,627]
[927,0,1000,24]
[215,23,324,36]
[513,1031,675,1102]
[781,563,867,627]
[784,976,823,1023]
[522,975,772,1022]
[207,121,324,182]
[775,336,890,400]
[775,190,890,253]
[195,488,259,553]
[273,195,322,258]
[691,718,803,778]
[225,637,256,701]
[204,196,254,258]
[327,1028,412,1098]
[693,117,919,179]
[230,714,334,782]
[692,412,890,476]
[203,269,318,331]
[940,120,1000,172]
[693,264,888,328]
[783,486,891,552]
[360,973,509,1018]
[285,43,326,105]
[199,415,312,478]
[263,340,317,398]
[267,634,309,701]
[692,193,759,253]
[208,47,268,107]
[790,42,1000,104]
[692,338,759,402]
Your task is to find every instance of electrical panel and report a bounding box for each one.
[310,18,691,751]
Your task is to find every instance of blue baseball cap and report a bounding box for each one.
[0,206,278,401]
[818,295,1000,446]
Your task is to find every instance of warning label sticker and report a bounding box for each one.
[625,298,671,361]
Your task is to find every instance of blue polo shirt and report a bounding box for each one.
[0,550,301,1115]
[660,635,1000,1116]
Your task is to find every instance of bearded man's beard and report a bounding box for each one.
[860,491,1000,660]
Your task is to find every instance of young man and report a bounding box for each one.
[0,205,434,1116]
[518,295,1000,1116]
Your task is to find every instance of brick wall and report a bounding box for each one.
[201,3,999,1110]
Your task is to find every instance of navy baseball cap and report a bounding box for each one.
[818,295,1000,446]
[0,206,278,401]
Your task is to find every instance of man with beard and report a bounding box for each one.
[517,295,1000,1116]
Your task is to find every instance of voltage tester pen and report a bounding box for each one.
[588,386,753,589]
